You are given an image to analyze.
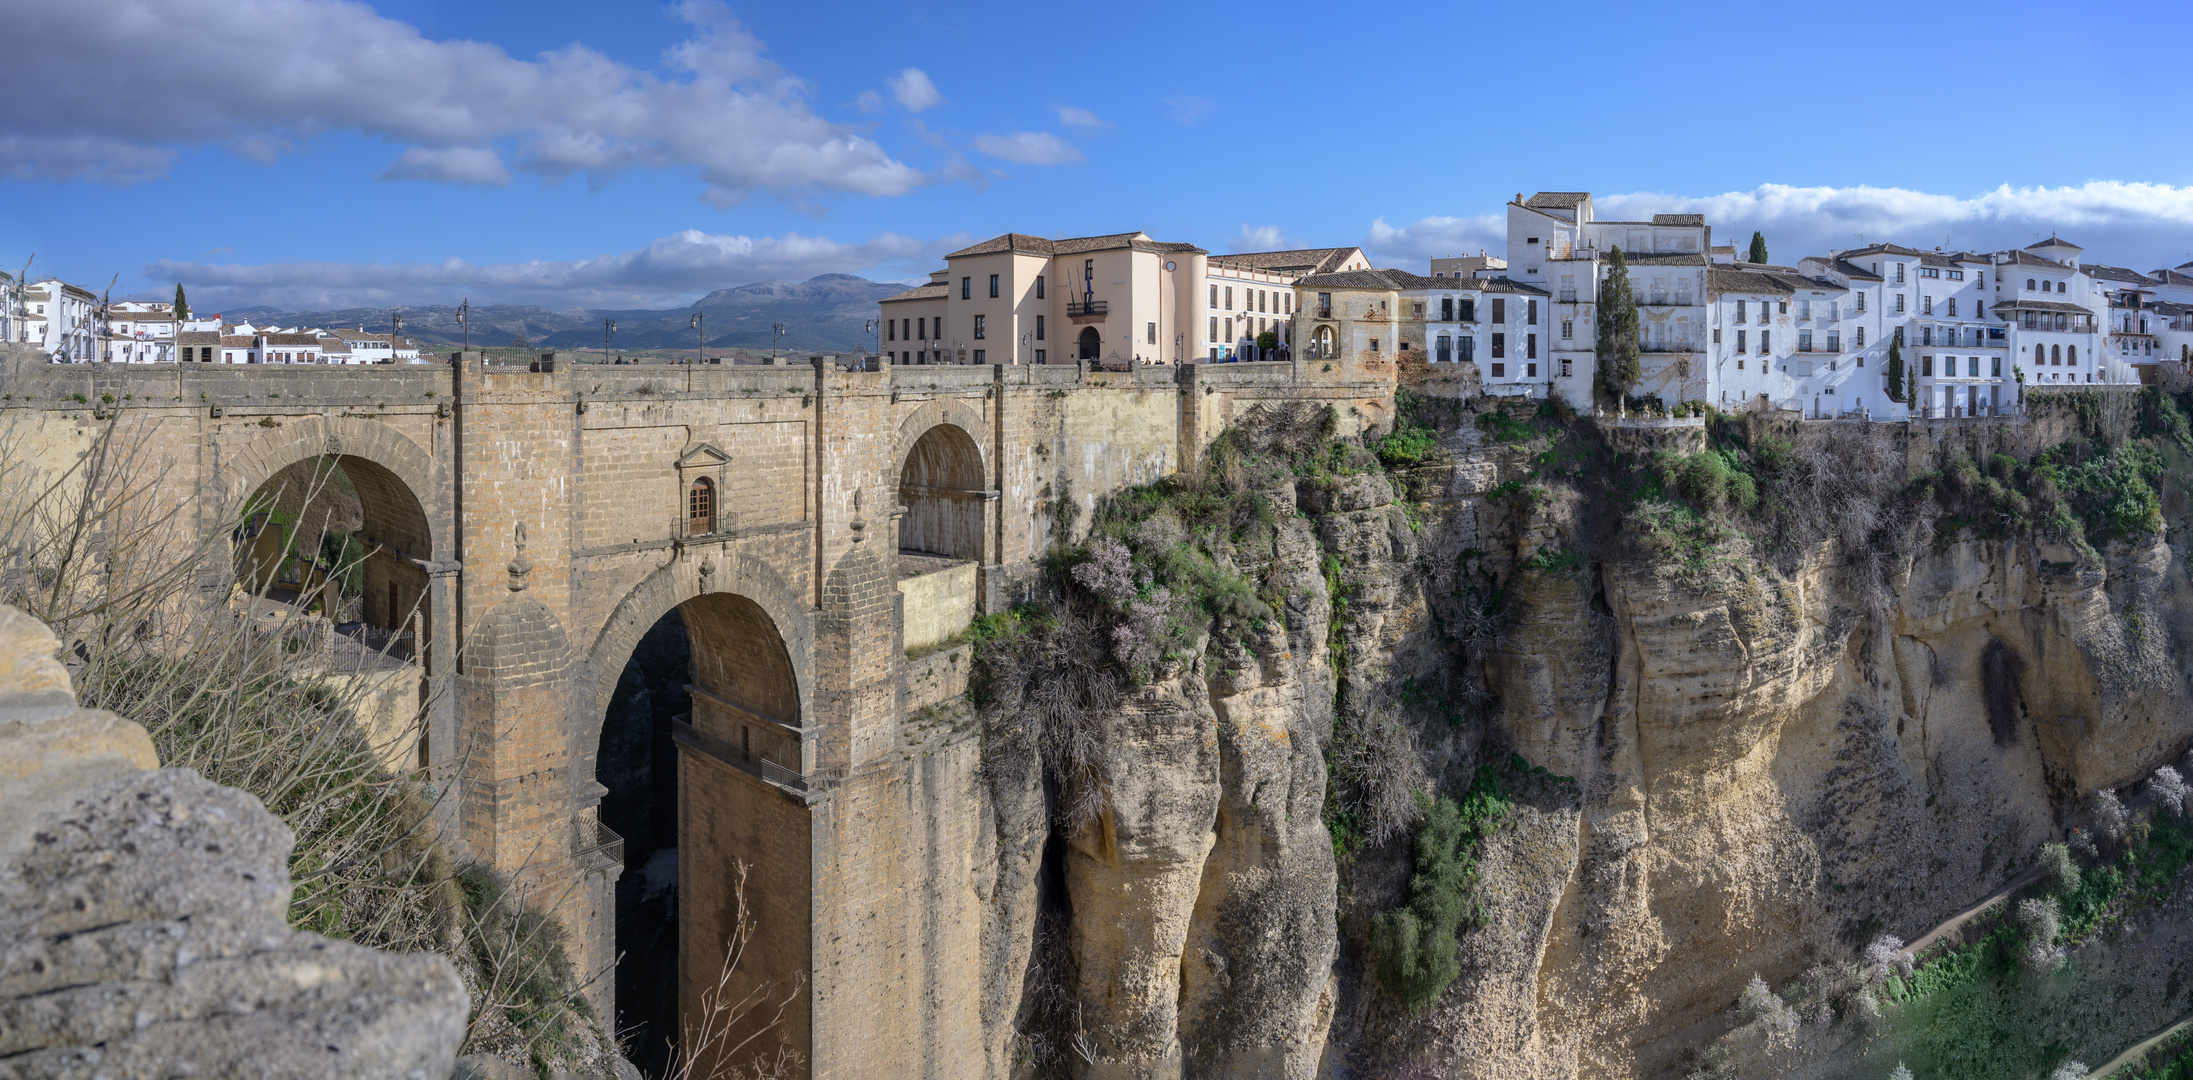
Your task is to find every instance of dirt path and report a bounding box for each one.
[1904,864,2046,959]
[2094,1011,2193,1077]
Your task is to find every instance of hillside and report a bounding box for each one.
[219,273,914,355]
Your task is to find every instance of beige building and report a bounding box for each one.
[880,232,1369,365]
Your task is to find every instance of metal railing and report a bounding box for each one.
[574,816,624,867]
[1067,299,1108,317]
[671,715,811,791]
[1315,306,1333,319]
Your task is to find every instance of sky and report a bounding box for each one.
[8,0,2193,312]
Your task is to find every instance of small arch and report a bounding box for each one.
[2028,278,2036,290]
[687,476,716,535]
[2067,345,2077,367]
[1311,325,1336,359]
[2052,344,2062,365]
[1077,326,1102,361]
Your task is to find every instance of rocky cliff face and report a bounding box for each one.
[971,397,2193,1080]
[0,604,469,1079]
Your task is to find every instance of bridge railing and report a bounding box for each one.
[671,714,809,792]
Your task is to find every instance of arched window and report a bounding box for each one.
[687,476,715,535]
[2027,279,2036,290]
[2067,345,2077,367]
[2051,345,2062,365]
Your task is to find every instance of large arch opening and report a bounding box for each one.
[898,424,985,565]
[1077,325,1102,360]
[595,589,803,1078]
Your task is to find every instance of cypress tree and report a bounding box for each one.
[1593,247,1641,406]
[172,283,189,321]
[1885,337,1905,402]
[1747,231,1769,264]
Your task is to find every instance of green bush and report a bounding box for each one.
[1370,767,1514,1010]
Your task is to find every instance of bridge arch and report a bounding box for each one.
[893,402,990,564]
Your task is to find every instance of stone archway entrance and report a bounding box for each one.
[1078,326,1102,361]
[594,588,807,1078]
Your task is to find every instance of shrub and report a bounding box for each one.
[1737,973,1798,1034]
[2015,897,2064,973]
[1370,767,1513,1010]
[2037,841,2080,895]
[2153,766,2189,817]
[2094,788,2130,840]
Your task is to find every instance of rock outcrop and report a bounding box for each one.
[0,604,468,1079]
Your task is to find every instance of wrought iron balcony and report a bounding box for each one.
[1067,299,1108,318]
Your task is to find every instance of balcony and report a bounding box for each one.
[1067,298,1108,319]
[1315,306,1333,319]
[1544,243,1597,261]
[1558,290,1579,303]
[573,816,624,869]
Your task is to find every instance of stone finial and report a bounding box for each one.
[849,487,866,543]
[698,556,716,592]
[507,522,533,592]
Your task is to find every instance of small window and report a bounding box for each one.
[1491,333,1505,358]
[1562,319,1574,340]
[1034,349,1046,363]
[1225,287,1233,310]
[1036,315,1045,341]
[973,349,985,363]
[1527,299,1539,325]
[1948,298,1957,316]
[1369,338,1380,352]
[961,276,971,300]
[989,274,999,298]
[687,477,716,535]
[1147,321,1157,345]
[2027,278,2037,290]
[1210,284,1218,307]
[1037,277,1046,300]
[1921,355,1934,376]
[974,314,986,340]
[1492,298,1506,324]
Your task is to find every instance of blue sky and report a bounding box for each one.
[8,0,2193,310]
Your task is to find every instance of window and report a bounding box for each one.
[989,274,999,298]
[1948,298,1958,316]
[1491,363,1505,378]
[1283,295,1291,314]
[1034,349,1046,363]
[1260,290,1268,313]
[933,317,942,339]
[1037,277,1046,300]
[1527,334,1537,359]
[1894,294,1906,314]
[1560,358,1572,377]
[973,349,986,363]
[1855,294,1866,313]
[1210,284,1218,307]
[2068,345,2078,367]
[1083,259,1094,288]
[1460,337,1475,363]
[1369,338,1380,351]
[1779,300,1788,314]
[1922,355,1934,376]
[974,314,986,339]
[1759,331,1771,354]
[1437,336,1452,363]
[1799,300,1812,320]
[1799,330,1813,352]
[1967,356,1979,377]
[1412,302,1424,317]
[1225,287,1233,310]
[1562,320,1574,340]
[1224,318,1233,343]
[1036,315,1045,341]
[1735,299,1747,323]
[1921,326,1933,347]
[2027,278,2037,291]
[1460,299,1475,321]
[1948,269,1963,280]
[1923,296,1935,315]
[1527,300,1538,326]
[1921,267,1940,279]
[887,320,897,341]
[688,477,715,535]
[1441,297,1454,321]
[1895,264,1905,284]
[1492,333,1506,358]
[1492,298,1506,324]
[1826,332,1841,353]
[1736,330,1746,353]
[961,276,971,300]
[1526,363,1538,377]
[916,318,927,340]
[1147,322,1157,345]
[1210,317,1218,341]
[1713,328,1722,344]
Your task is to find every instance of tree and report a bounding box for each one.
[1747,231,1769,264]
[172,283,189,322]
[1885,336,1905,402]
[1593,247,1641,406]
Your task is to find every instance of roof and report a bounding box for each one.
[1992,299,2093,315]
[316,337,352,352]
[1998,250,2072,270]
[944,230,1206,260]
[1651,214,1706,226]
[262,332,319,346]
[1824,258,1883,281]
[1841,243,1928,259]
[2027,237,2084,252]
[2082,263,2155,286]
[1709,268,1793,295]
[1296,268,1547,296]
[881,283,948,304]
[1617,253,1709,267]
[2149,269,2193,287]
[219,335,253,347]
[1214,247,1365,275]
[175,331,219,345]
[1523,192,1590,209]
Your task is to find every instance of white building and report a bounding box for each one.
[20,279,97,361]
[102,302,177,363]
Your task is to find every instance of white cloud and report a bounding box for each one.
[888,68,942,113]
[0,0,924,202]
[972,132,1082,166]
[379,145,512,186]
[1363,214,1505,267]
[1053,105,1107,129]
[1364,182,2193,273]
[1163,95,1212,124]
[1232,225,1294,252]
[146,228,967,310]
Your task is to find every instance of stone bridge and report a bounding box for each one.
[0,346,1395,1077]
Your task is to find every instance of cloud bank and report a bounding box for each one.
[150,229,968,310]
[1364,182,2193,274]
[1,0,924,203]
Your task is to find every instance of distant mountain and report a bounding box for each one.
[217,274,919,355]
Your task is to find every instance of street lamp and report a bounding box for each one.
[603,318,617,363]
[772,321,787,359]
[690,312,705,365]
[865,318,879,362]
[456,299,469,352]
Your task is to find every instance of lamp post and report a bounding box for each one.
[1021,332,1030,366]
[866,318,879,363]
[690,312,705,365]
[772,321,787,360]
[603,318,616,363]
[456,299,469,352]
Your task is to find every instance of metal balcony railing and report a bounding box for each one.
[574,816,624,868]
[1067,299,1108,317]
